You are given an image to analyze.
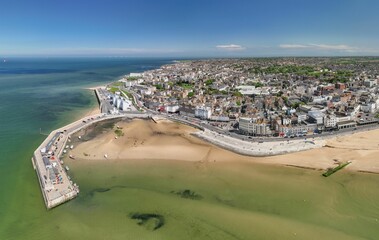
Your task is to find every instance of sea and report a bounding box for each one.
[0,57,171,239]
[1,58,379,240]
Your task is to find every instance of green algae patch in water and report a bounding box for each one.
[171,189,203,200]
[130,213,165,231]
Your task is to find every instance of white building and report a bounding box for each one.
[112,95,132,111]
[239,117,272,136]
[364,79,377,88]
[129,73,142,77]
[124,81,137,88]
[134,85,155,95]
[361,102,376,113]
[237,86,271,96]
[166,105,180,113]
[324,114,337,128]
[336,115,351,123]
[295,112,307,123]
[349,105,361,119]
[311,95,332,104]
[308,110,325,125]
[195,106,212,120]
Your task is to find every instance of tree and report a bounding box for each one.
[205,79,214,86]
[233,91,243,97]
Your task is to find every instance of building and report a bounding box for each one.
[295,112,307,123]
[236,85,261,95]
[336,114,351,123]
[337,120,357,130]
[277,124,310,136]
[166,105,180,113]
[124,81,137,88]
[335,82,346,90]
[210,116,230,122]
[364,79,377,88]
[129,73,142,77]
[195,106,212,119]
[360,102,376,113]
[308,110,325,125]
[179,105,196,118]
[324,114,337,128]
[239,117,272,136]
[112,95,132,111]
[134,85,156,95]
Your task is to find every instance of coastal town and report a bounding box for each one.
[118,58,379,138]
[32,57,379,209]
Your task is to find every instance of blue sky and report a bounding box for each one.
[0,0,378,57]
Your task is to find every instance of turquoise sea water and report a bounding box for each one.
[0,58,170,239]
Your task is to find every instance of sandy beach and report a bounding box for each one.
[68,118,379,174]
[80,105,101,118]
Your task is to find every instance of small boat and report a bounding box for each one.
[65,145,69,149]
[65,166,70,171]
[78,136,81,139]
[63,150,67,154]
[104,154,108,159]
[69,155,75,159]
[70,145,74,149]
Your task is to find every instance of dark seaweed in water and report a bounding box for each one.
[130,213,165,230]
[88,188,111,197]
[81,119,117,141]
[171,189,203,200]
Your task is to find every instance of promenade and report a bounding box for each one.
[193,129,326,156]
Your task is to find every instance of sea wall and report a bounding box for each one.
[192,130,326,157]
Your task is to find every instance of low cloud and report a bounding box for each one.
[2,47,183,56]
[279,44,309,49]
[216,44,246,51]
[279,43,357,52]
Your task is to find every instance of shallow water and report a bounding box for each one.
[0,58,170,239]
[47,159,379,240]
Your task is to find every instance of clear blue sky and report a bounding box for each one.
[1,0,378,57]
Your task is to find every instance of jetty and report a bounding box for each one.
[32,87,148,209]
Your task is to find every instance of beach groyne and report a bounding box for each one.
[94,89,101,105]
